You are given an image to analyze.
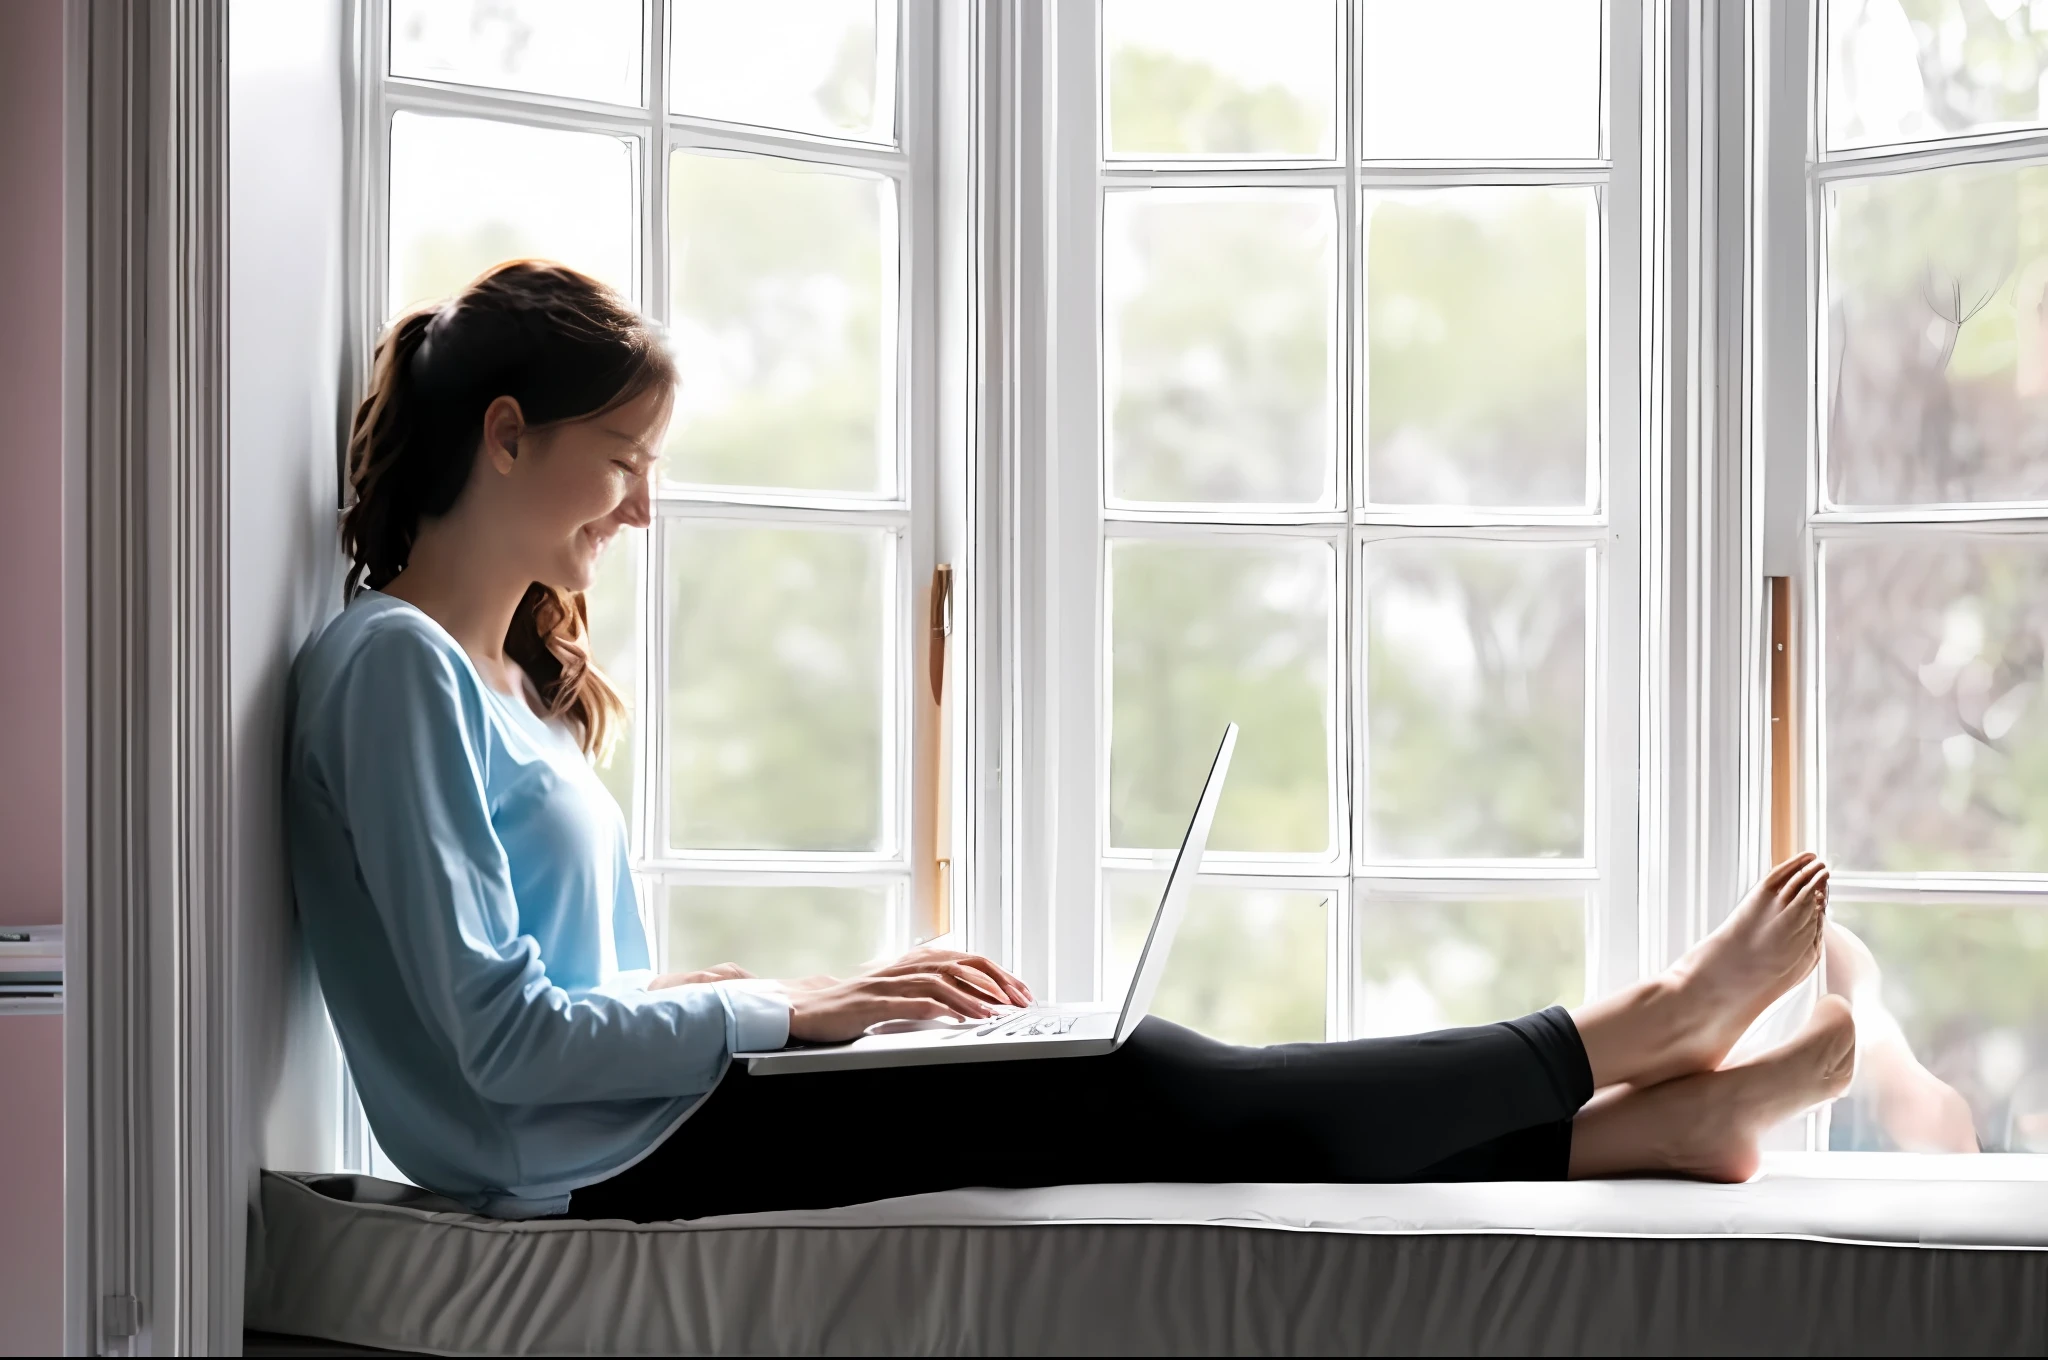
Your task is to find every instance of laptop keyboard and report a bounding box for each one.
[974,1009,1080,1038]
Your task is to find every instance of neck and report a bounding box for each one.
[377,511,532,693]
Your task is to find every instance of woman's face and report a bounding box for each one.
[484,383,671,593]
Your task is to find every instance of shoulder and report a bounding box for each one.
[291,594,488,734]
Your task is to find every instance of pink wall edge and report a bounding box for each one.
[0,0,71,1353]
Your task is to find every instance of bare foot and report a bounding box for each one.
[1569,995,1857,1182]
[1661,853,1831,1076]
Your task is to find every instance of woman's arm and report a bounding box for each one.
[323,625,787,1105]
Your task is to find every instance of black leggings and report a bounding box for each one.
[569,1009,1594,1222]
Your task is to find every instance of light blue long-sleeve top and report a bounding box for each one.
[283,590,790,1218]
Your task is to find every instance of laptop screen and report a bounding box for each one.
[1112,724,1238,1045]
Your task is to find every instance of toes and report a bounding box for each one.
[1780,858,1828,909]
[1762,852,1817,892]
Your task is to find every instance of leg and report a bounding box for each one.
[1567,994,1857,1181]
[570,1010,1595,1221]
[1824,921,1978,1153]
[1570,853,1831,1089]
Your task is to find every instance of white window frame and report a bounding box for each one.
[341,0,967,1169]
[1019,0,1651,1020]
[1756,0,2048,1148]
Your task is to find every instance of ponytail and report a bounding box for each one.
[340,261,674,760]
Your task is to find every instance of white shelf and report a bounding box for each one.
[0,996,61,1016]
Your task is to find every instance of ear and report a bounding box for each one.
[481,396,527,475]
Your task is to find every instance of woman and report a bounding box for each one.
[286,261,1854,1224]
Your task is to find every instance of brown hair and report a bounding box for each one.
[342,260,675,760]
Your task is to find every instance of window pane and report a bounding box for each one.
[1356,896,1584,1036]
[1826,0,2048,150]
[667,151,895,495]
[1358,1,1601,161]
[1364,541,1588,860]
[387,113,635,315]
[583,529,642,827]
[1825,164,2048,505]
[666,524,889,853]
[1106,874,1328,1044]
[390,0,642,106]
[1364,187,1596,508]
[1109,538,1335,856]
[1105,190,1337,506]
[1822,537,2048,874]
[1828,901,2048,1153]
[1102,0,1337,160]
[670,0,894,144]
[665,884,893,979]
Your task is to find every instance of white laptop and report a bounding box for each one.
[738,723,1238,1075]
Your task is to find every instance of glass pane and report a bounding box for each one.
[583,528,642,826]
[1364,187,1596,508]
[666,524,889,853]
[1358,1,1602,161]
[1109,538,1335,855]
[1364,541,1589,860]
[670,0,894,144]
[1356,896,1584,1036]
[1824,164,2048,505]
[1105,190,1337,506]
[1102,0,1337,160]
[1822,537,2048,874]
[665,884,893,980]
[1106,874,1328,1044]
[1826,0,2048,150]
[1827,900,2048,1153]
[667,151,895,495]
[390,0,642,105]
[387,113,635,316]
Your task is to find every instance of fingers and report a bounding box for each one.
[910,949,1035,1005]
[899,970,1000,1018]
[957,953,1034,1005]
[870,956,1017,1008]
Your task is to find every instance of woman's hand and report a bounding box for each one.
[648,963,753,989]
[865,946,1033,1008]
[786,969,1008,1043]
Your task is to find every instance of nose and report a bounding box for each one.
[619,465,655,530]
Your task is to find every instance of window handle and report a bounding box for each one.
[1768,576,1802,866]
[919,566,954,944]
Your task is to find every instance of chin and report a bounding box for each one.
[542,553,600,596]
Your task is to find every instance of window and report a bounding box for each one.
[350,2,946,1169]
[1038,0,1644,1041]
[344,0,2048,1163]
[1780,0,2048,1152]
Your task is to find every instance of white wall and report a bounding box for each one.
[229,0,349,1209]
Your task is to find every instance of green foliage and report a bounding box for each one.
[1366,190,1592,506]
[665,524,885,853]
[1365,544,1586,859]
[1109,195,1333,504]
[1107,880,1328,1045]
[1109,540,1332,854]
[400,222,528,314]
[1357,898,1584,1031]
[667,884,890,979]
[1107,46,1324,157]
[667,152,888,493]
